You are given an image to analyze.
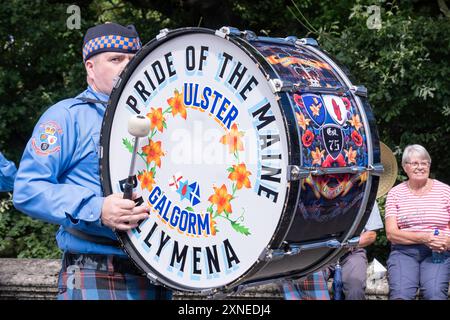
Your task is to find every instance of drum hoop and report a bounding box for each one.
[100,27,301,292]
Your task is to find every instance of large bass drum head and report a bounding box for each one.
[101,28,292,291]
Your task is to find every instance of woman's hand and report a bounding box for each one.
[425,232,448,252]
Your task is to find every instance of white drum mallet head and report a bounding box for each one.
[123,115,151,199]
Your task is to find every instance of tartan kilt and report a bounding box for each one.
[57,252,172,300]
[281,270,331,300]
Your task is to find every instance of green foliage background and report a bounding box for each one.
[0,0,449,263]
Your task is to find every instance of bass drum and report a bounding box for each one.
[100,27,381,294]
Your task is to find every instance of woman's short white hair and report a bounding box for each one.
[402,144,431,166]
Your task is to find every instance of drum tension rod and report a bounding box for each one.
[269,79,347,95]
[287,164,385,181]
[259,236,361,262]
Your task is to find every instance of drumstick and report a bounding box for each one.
[123,115,151,200]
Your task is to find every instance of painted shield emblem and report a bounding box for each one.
[322,95,349,126]
[47,135,57,145]
[300,94,326,126]
[322,124,344,159]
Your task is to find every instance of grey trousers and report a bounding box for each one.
[328,248,368,300]
[387,244,450,300]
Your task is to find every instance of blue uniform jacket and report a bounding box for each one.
[0,151,17,192]
[14,87,126,256]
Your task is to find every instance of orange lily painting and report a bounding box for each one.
[142,139,165,168]
[137,170,155,192]
[146,107,165,133]
[220,123,244,154]
[208,184,233,214]
[228,163,252,190]
[167,89,187,119]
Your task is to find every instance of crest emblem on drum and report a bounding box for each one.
[300,94,325,126]
[322,95,350,126]
[176,179,201,206]
[168,172,183,191]
[322,124,344,160]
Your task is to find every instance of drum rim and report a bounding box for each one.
[100,27,300,292]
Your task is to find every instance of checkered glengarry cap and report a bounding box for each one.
[82,22,142,61]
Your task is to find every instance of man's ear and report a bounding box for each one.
[84,59,95,79]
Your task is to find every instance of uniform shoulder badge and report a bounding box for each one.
[31,120,63,156]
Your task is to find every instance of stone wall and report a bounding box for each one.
[0,258,397,300]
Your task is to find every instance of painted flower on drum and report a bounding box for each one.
[322,154,346,167]
[228,163,252,190]
[220,123,244,154]
[345,146,357,164]
[210,217,217,236]
[348,114,363,131]
[146,107,165,133]
[208,184,233,214]
[309,100,322,117]
[359,172,368,185]
[137,170,155,192]
[142,140,165,168]
[351,130,363,147]
[167,89,187,119]
[311,147,325,165]
[296,112,311,130]
[293,94,304,107]
[301,130,314,147]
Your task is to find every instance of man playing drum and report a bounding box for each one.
[13,22,171,300]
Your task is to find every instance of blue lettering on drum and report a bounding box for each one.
[183,83,239,130]
[148,185,211,236]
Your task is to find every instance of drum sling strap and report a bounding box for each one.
[65,227,121,247]
[65,96,121,247]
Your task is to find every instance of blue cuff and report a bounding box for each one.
[77,196,104,223]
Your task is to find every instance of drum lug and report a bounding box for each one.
[242,30,257,40]
[284,36,298,44]
[259,247,285,262]
[145,271,159,284]
[156,28,170,40]
[269,78,293,93]
[113,76,122,90]
[368,163,384,176]
[350,85,368,97]
[216,26,241,38]
[296,38,319,47]
[342,236,360,248]
[287,165,310,181]
[260,239,342,261]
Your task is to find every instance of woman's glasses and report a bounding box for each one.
[406,161,430,168]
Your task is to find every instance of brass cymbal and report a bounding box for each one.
[377,141,398,198]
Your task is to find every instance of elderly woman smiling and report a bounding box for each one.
[385,144,450,300]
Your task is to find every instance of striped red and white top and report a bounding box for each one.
[385,179,450,236]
